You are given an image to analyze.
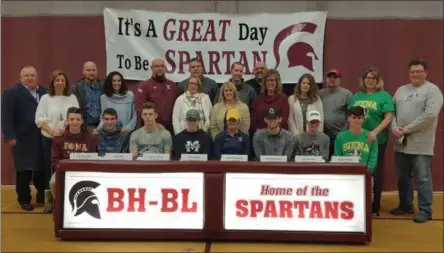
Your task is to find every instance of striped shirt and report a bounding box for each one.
[129,127,173,156]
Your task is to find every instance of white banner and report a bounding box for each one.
[104,8,327,83]
[63,171,204,229]
[224,173,366,232]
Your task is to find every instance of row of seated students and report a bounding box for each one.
[49,103,376,202]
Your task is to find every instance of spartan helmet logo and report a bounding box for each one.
[269,108,275,114]
[273,22,319,71]
[68,181,101,219]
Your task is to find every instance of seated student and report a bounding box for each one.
[172,109,212,160]
[334,106,378,173]
[129,102,173,159]
[49,107,97,205]
[213,108,250,160]
[253,107,295,161]
[295,110,330,161]
[95,108,130,154]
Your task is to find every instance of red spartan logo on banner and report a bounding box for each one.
[273,22,319,72]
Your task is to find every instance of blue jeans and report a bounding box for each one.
[394,152,433,216]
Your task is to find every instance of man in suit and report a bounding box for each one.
[1,66,47,211]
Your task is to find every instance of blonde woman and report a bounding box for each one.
[251,69,289,132]
[288,73,324,135]
[210,81,250,138]
[172,75,212,134]
[349,67,394,216]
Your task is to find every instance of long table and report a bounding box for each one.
[54,160,372,243]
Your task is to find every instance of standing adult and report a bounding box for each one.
[172,75,212,134]
[210,82,250,138]
[35,70,79,213]
[93,71,137,134]
[71,61,105,131]
[319,69,353,158]
[214,62,256,108]
[135,58,178,134]
[349,67,394,216]
[1,66,47,211]
[245,61,267,95]
[288,73,324,136]
[251,69,289,132]
[178,58,218,103]
[390,59,443,223]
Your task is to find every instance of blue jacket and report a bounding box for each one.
[213,130,250,160]
[1,83,47,171]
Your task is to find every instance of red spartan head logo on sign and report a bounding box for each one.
[273,22,319,72]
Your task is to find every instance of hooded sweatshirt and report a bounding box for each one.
[251,93,290,132]
[98,91,137,131]
[51,125,97,170]
[135,77,178,132]
[95,121,130,154]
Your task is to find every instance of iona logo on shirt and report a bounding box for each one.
[185,141,200,152]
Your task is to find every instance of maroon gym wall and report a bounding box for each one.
[1,16,443,190]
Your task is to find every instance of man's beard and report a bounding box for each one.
[86,76,96,82]
[153,72,166,81]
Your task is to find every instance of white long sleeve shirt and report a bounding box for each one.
[35,94,79,138]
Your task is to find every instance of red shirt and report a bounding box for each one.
[51,126,97,169]
[135,77,178,131]
[251,93,290,132]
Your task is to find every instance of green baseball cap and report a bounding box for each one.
[186,109,200,120]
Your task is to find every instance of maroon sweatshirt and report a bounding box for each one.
[135,77,178,132]
[51,126,97,170]
[251,93,290,132]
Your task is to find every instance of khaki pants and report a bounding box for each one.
[49,172,56,199]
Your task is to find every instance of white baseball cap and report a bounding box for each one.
[307,110,321,122]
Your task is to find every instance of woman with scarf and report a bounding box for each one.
[172,75,212,134]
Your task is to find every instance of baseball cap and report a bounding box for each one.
[266,107,281,118]
[348,106,364,117]
[326,68,342,77]
[307,110,321,122]
[226,108,240,121]
[186,109,200,120]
